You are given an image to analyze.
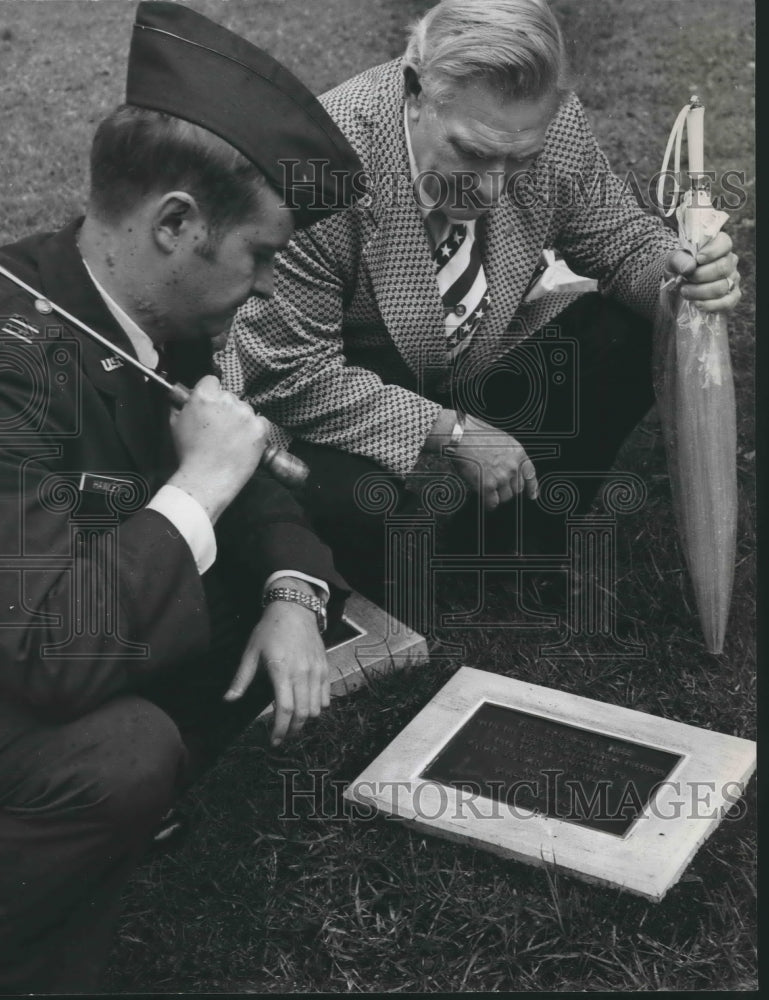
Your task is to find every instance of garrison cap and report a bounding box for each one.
[126,1,361,228]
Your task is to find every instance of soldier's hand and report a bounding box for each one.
[168,374,270,521]
[450,414,538,510]
[224,589,330,747]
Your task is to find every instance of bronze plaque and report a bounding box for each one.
[420,701,682,835]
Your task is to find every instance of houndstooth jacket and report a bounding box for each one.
[219,59,677,478]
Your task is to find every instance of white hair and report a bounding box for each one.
[404,0,568,103]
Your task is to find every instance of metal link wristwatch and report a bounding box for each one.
[444,408,466,457]
[262,587,327,634]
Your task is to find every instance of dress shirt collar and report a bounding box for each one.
[80,256,160,371]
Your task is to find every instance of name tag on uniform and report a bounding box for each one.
[101,357,124,372]
[78,473,134,496]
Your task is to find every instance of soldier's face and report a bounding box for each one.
[406,77,557,220]
[161,183,294,340]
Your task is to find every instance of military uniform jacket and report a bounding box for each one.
[221,58,678,478]
[0,221,346,722]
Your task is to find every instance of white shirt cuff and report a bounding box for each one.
[263,571,330,602]
[146,484,217,575]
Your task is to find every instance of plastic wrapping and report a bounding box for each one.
[653,97,737,655]
[655,283,737,653]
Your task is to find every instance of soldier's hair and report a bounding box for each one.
[88,105,266,237]
[404,0,568,104]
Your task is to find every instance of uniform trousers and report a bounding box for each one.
[0,575,273,994]
[291,294,655,606]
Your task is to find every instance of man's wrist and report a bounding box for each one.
[424,408,461,454]
[444,410,466,457]
[262,582,327,633]
[166,468,239,525]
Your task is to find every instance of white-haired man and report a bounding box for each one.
[220,0,741,605]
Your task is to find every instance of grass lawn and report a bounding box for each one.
[0,0,756,993]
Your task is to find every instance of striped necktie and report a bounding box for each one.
[434,221,491,359]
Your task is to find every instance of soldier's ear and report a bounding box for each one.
[152,192,203,253]
[403,64,423,104]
